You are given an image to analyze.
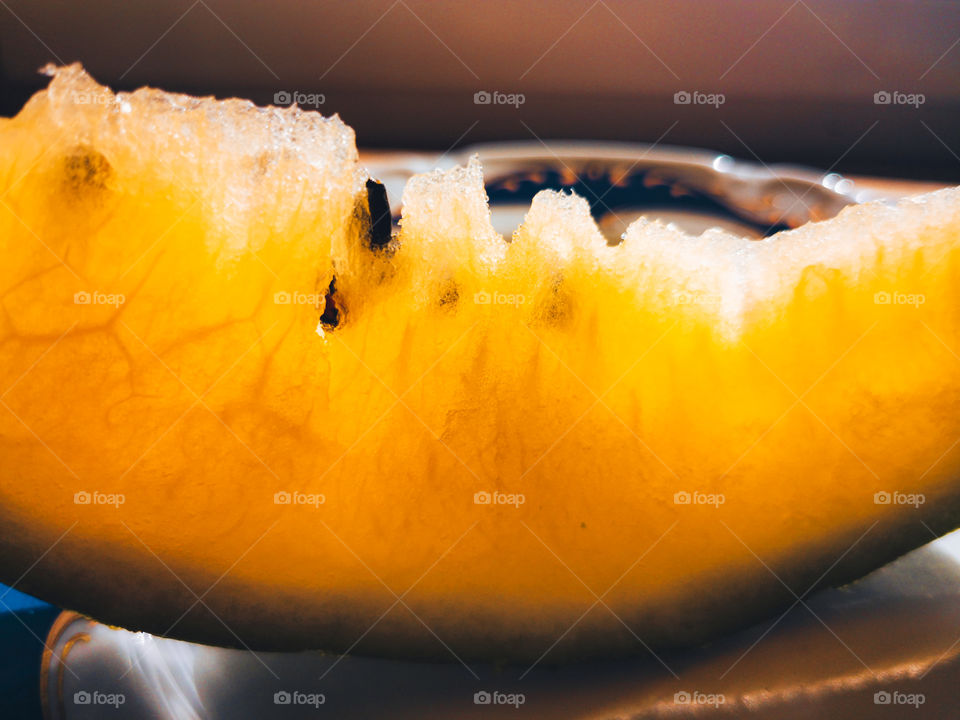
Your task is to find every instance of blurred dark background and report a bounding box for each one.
[1,1,959,174]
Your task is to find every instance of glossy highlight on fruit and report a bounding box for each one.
[2,66,960,663]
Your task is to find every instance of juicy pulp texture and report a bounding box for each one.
[1,66,960,662]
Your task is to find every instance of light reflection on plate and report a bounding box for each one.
[41,531,960,719]
[366,141,868,241]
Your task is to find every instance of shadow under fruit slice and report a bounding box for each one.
[2,66,960,663]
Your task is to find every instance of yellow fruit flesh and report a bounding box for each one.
[2,66,960,661]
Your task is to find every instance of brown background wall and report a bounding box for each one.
[1,0,959,179]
